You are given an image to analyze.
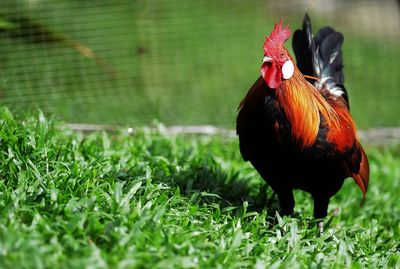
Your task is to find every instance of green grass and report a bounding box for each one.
[0,108,399,268]
[0,1,399,128]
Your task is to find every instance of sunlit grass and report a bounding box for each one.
[0,108,398,268]
[0,1,399,127]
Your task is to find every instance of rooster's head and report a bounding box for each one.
[261,21,294,89]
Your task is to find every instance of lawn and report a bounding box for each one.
[0,108,399,268]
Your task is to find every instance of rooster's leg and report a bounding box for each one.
[276,188,295,216]
[312,195,330,219]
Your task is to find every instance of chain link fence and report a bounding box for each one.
[0,0,399,128]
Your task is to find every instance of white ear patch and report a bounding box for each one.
[282,60,294,79]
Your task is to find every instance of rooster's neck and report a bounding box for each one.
[275,69,339,148]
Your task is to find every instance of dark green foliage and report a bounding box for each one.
[0,108,398,268]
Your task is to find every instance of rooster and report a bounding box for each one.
[236,14,369,219]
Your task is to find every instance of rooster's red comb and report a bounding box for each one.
[264,21,291,53]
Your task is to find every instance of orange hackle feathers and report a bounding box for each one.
[303,75,320,81]
[276,66,340,148]
[326,100,357,152]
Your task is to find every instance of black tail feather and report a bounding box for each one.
[292,14,314,78]
[292,14,349,107]
[318,30,344,84]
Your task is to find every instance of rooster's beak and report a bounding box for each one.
[263,56,273,63]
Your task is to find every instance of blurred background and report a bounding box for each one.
[0,0,399,129]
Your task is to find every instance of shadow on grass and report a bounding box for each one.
[153,163,281,219]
